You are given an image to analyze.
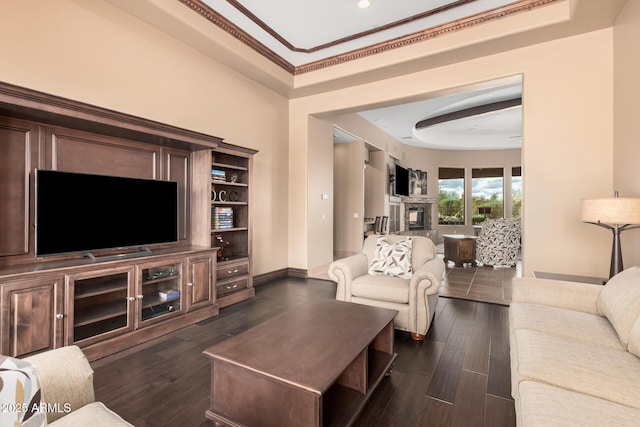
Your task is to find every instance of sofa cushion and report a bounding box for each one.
[518,381,640,427]
[510,302,623,349]
[352,274,409,303]
[597,266,640,348]
[511,328,640,409]
[49,402,132,426]
[368,236,412,279]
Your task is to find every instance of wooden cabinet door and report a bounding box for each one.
[0,117,40,258]
[185,254,215,312]
[1,276,64,357]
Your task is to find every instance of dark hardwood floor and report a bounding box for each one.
[92,278,515,427]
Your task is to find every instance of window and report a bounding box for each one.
[512,167,522,220]
[438,168,464,225]
[472,168,504,224]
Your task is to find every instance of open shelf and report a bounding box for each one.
[322,384,364,427]
[211,227,248,233]
[210,145,254,307]
[367,349,395,392]
[212,162,247,171]
[212,201,247,206]
[216,255,249,264]
[212,180,248,187]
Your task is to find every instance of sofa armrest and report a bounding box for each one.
[328,253,368,301]
[24,346,95,424]
[512,277,603,315]
[410,257,445,296]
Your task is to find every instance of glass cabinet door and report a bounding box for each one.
[138,260,183,326]
[69,267,134,346]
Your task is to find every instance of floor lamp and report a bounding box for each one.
[581,193,640,278]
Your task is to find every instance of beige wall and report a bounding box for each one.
[333,141,365,257]
[614,1,640,268]
[307,116,334,269]
[291,29,615,278]
[0,0,290,276]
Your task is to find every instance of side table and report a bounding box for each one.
[443,234,477,267]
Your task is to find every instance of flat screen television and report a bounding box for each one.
[394,164,409,196]
[35,169,178,257]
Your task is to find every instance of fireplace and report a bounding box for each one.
[396,197,437,243]
[403,200,433,231]
[408,207,425,230]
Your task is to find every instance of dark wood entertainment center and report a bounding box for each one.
[0,82,256,360]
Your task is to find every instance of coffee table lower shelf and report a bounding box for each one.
[203,300,398,427]
[322,350,396,427]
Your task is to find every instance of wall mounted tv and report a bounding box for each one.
[394,164,409,196]
[35,169,178,257]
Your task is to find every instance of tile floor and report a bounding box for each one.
[439,261,520,305]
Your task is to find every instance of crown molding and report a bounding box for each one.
[179,0,295,74]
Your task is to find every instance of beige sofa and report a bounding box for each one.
[509,266,640,426]
[329,234,445,340]
[0,345,131,426]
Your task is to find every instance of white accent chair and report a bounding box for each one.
[328,235,445,340]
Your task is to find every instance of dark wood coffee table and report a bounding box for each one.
[203,299,397,427]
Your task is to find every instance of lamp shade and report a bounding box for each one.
[581,198,640,225]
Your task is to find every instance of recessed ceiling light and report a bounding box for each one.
[356,0,372,9]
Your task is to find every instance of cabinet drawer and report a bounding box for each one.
[216,261,249,281]
[216,277,248,297]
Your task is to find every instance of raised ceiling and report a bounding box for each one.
[358,81,523,150]
[181,0,561,74]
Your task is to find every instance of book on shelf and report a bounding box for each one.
[159,289,180,300]
[211,169,226,181]
[212,207,234,229]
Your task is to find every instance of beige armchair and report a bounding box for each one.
[328,235,445,341]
